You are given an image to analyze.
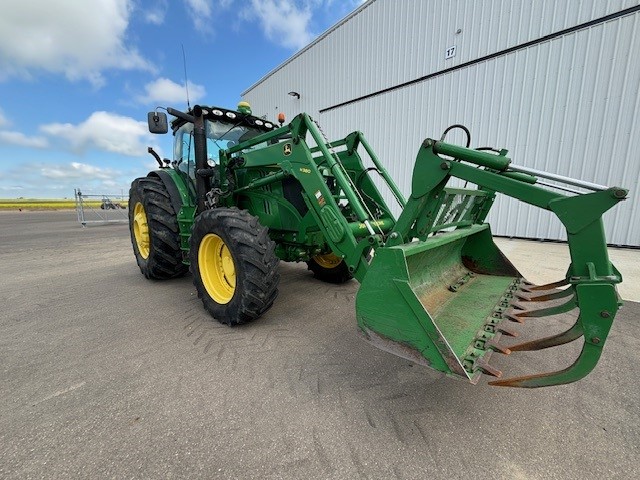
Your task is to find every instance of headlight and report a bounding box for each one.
[225,112,236,119]
[212,109,223,116]
[255,120,263,126]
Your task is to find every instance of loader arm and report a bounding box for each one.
[221,113,400,281]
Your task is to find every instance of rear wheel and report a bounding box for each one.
[128,177,187,279]
[307,253,352,284]
[190,208,279,326]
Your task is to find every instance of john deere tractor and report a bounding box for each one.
[129,101,627,388]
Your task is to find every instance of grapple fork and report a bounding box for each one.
[355,136,627,388]
[489,280,619,387]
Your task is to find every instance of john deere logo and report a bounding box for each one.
[283,143,292,156]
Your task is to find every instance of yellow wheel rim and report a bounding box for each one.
[199,233,236,304]
[133,202,150,259]
[313,253,343,269]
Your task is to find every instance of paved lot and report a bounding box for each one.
[1,210,638,479]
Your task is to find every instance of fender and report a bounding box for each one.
[148,169,193,216]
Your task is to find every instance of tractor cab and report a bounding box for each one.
[168,103,276,178]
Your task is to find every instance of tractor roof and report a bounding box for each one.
[170,105,276,134]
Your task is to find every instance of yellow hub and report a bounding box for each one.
[199,234,236,304]
[133,202,150,259]
[313,253,343,269]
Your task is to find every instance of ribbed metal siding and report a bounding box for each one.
[243,0,640,246]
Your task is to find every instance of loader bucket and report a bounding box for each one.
[356,223,522,383]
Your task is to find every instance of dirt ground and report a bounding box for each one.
[1,210,638,479]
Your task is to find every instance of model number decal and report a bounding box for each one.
[299,167,312,174]
[358,220,385,229]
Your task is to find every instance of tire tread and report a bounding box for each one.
[128,176,188,280]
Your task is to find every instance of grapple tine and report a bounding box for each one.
[508,320,583,351]
[520,278,570,292]
[488,341,602,388]
[516,287,573,302]
[505,296,577,322]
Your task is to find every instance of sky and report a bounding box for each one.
[0,0,366,198]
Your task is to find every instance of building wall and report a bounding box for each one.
[243,0,640,246]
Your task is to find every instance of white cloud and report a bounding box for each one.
[42,162,118,180]
[1,159,147,199]
[184,0,214,32]
[0,131,49,149]
[41,112,153,157]
[144,0,169,25]
[185,0,213,16]
[136,77,206,105]
[0,0,153,85]
[182,0,236,32]
[242,0,314,50]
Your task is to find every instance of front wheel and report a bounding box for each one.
[190,208,279,326]
[307,253,353,284]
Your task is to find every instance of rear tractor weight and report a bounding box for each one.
[307,253,353,284]
[128,177,187,280]
[190,208,280,326]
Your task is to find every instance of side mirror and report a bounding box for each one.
[147,112,168,134]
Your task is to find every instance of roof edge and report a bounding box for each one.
[241,0,376,96]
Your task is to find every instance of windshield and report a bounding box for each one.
[174,119,267,177]
[205,119,266,159]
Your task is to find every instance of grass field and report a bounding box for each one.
[0,199,128,210]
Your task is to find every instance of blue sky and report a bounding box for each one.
[0,0,365,198]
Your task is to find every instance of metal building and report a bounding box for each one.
[242,0,640,247]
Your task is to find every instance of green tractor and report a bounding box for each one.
[129,102,627,388]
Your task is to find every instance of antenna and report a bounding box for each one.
[181,44,191,110]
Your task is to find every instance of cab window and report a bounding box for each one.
[174,123,195,176]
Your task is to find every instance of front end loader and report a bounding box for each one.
[129,102,627,388]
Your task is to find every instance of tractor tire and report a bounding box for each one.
[190,207,279,326]
[307,253,353,284]
[128,177,188,279]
